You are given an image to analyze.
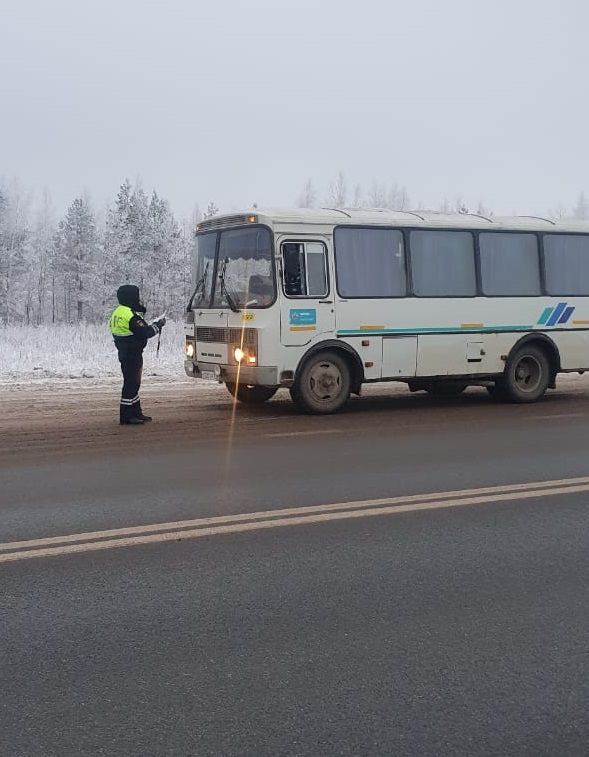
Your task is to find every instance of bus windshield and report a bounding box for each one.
[213,227,274,309]
[191,232,217,308]
[192,226,275,310]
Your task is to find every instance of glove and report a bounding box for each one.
[156,317,166,329]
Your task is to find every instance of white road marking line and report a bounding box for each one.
[529,413,585,420]
[265,430,343,438]
[1,482,588,564]
[1,476,589,563]
[2,474,589,553]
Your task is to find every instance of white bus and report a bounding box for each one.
[184,208,589,413]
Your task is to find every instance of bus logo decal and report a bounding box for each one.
[289,308,316,326]
[537,303,575,327]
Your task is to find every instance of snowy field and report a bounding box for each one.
[0,321,187,384]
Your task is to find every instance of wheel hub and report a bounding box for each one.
[514,355,541,392]
[309,361,342,401]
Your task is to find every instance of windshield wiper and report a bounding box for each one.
[218,259,240,313]
[186,262,209,312]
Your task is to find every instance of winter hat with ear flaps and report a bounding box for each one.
[117,285,144,311]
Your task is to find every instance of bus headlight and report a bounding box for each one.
[233,346,257,365]
[185,340,195,358]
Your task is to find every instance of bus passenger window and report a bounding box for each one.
[334,228,406,298]
[544,234,589,296]
[282,242,328,297]
[479,233,540,296]
[410,230,476,297]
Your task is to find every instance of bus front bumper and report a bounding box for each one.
[184,360,279,386]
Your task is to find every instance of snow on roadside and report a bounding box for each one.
[0,321,188,384]
[2,322,589,392]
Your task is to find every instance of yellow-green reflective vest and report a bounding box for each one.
[109,305,134,337]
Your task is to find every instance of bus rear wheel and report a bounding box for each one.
[502,344,551,403]
[291,351,351,414]
[225,383,278,404]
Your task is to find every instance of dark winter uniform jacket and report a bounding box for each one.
[109,285,159,352]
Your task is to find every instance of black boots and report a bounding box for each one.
[120,399,153,425]
[119,410,152,425]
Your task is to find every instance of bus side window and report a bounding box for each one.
[282,242,328,298]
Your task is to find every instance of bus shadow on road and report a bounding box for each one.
[226,384,587,421]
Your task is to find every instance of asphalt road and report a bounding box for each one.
[1,378,589,756]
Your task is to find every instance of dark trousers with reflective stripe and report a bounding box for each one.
[118,348,143,422]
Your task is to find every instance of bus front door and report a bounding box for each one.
[279,239,335,346]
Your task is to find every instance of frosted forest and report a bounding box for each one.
[2,174,589,328]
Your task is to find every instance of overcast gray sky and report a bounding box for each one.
[1,0,588,217]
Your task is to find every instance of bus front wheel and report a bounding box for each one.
[291,351,351,414]
[225,383,278,404]
[501,345,551,403]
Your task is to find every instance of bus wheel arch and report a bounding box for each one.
[508,334,560,382]
[498,335,559,403]
[291,342,363,414]
[296,341,365,394]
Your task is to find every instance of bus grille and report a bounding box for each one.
[196,327,257,345]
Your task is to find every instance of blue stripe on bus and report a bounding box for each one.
[558,306,575,325]
[546,302,567,327]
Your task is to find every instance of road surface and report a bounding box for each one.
[1,377,589,756]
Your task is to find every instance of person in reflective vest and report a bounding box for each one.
[109,285,166,425]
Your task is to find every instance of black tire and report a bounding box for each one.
[225,383,278,404]
[291,351,351,414]
[502,345,550,403]
[425,381,468,396]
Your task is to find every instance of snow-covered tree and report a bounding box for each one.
[27,189,56,324]
[327,171,348,207]
[548,202,568,221]
[203,201,219,219]
[0,180,31,324]
[351,184,363,208]
[101,180,152,300]
[145,191,175,311]
[0,186,8,323]
[56,197,99,321]
[387,183,410,211]
[476,201,492,217]
[103,179,134,289]
[191,204,202,228]
[367,181,387,208]
[297,179,317,208]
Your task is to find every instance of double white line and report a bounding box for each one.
[2,476,588,564]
